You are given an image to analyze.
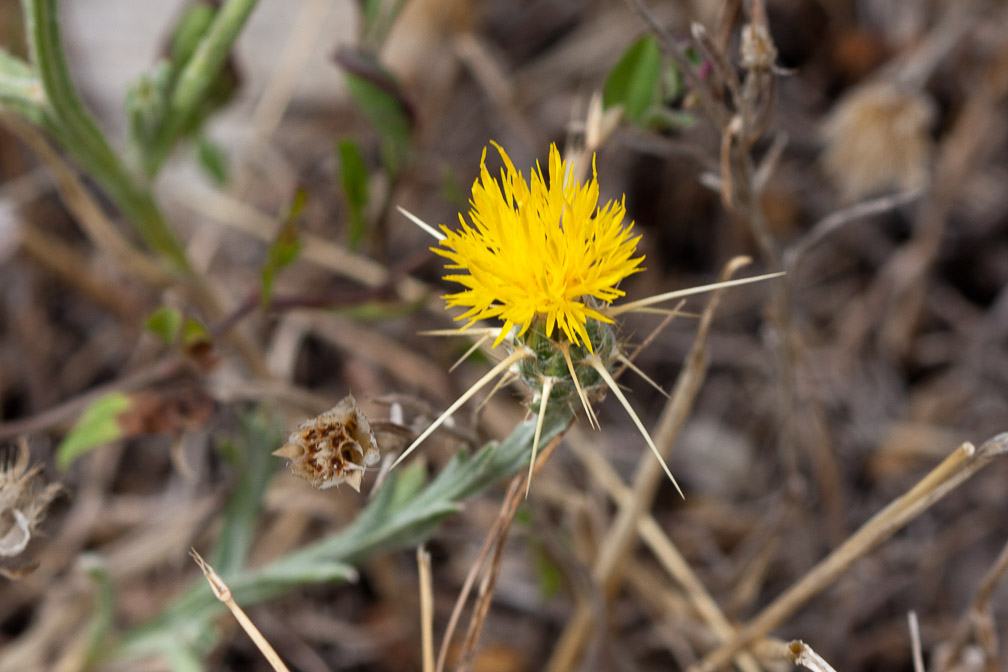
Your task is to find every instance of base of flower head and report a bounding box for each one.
[515,314,618,407]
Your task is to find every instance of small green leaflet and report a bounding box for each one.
[57,393,132,469]
[145,306,182,344]
[602,35,663,125]
[338,139,369,249]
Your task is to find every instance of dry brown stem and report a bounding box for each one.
[692,432,1008,672]
[570,430,762,672]
[417,546,435,672]
[190,548,292,672]
[545,256,750,672]
[438,431,566,672]
[934,534,1008,672]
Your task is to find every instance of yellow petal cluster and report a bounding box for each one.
[434,143,643,351]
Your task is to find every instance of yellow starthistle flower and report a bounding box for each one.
[433,142,643,352]
[395,142,784,497]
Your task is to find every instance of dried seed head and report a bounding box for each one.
[0,439,63,562]
[822,81,935,201]
[740,22,777,71]
[273,395,380,492]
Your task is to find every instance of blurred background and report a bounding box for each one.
[0,0,1007,670]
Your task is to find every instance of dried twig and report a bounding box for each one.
[570,431,762,672]
[545,256,750,672]
[908,611,925,672]
[784,187,925,279]
[189,548,291,672]
[755,638,839,672]
[692,432,1008,672]
[417,546,435,672]
[454,432,565,671]
[934,534,1008,671]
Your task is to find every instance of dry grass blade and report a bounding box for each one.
[545,255,750,672]
[189,549,292,672]
[570,430,762,672]
[417,546,435,672]
[434,476,523,672]
[908,611,925,672]
[439,433,566,672]
[692,432,1008,672]
[787,640,839,672]
[934,534,1008,671]
[0,114,169,286]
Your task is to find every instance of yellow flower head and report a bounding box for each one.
[434,142,644,352]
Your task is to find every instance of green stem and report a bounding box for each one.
[19,0,193,273]
[145,0,260,176]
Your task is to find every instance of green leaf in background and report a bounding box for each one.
[145,306,183,345]
[337,139,369,249]
[440,166,467,209]
[532,543,564,599]
[57,393,133,469]
[359,0,410,52]
[344,73,412,148]
[260,187,307,306]
[126,62,171,153]
[196,135,228,186]
[336,48,414,167]
[602,35,662,124]
[645,107,696,131]
[170,3,217,68]
[209,411,283,576]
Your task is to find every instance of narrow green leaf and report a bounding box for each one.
[57,393,132,469]
[170,3,217,68]
[145,306,182,344]
[195,135,228,186]
[602,35,662,124]
[336,47,413,150]
[79,554,116,666]
[344,73,411,147]
[532,543,563,599]
[337,139,369,249]
[440,166,467,209]
[143,0,259,176]
[209,411,282,576]
[260,188,306,306]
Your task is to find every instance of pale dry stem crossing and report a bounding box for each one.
[449,333,494,373]
[691,432,1008,672]
[417,546,435,672]
[189,548,291,672]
